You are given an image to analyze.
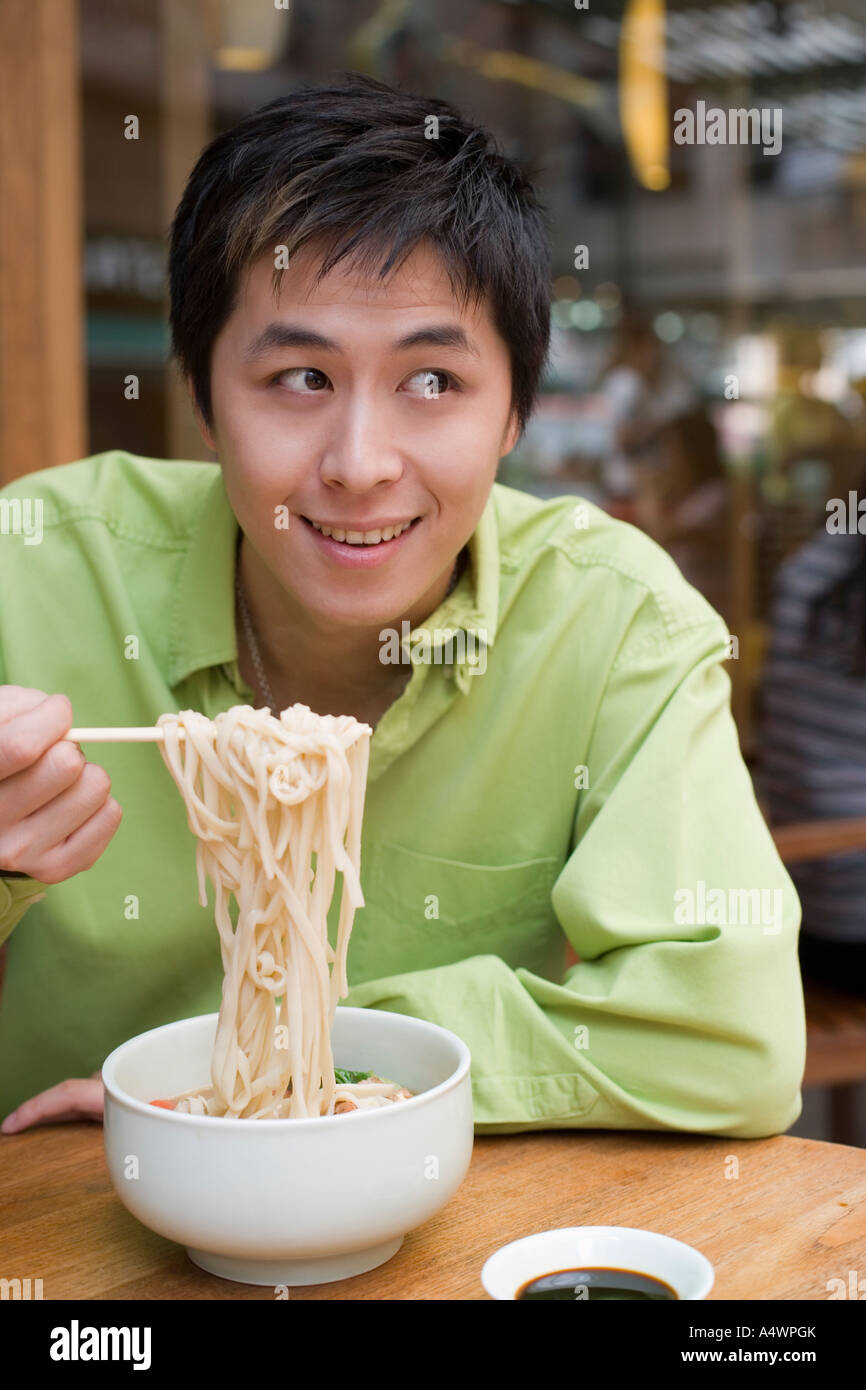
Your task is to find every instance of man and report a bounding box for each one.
[0,74,804,1136]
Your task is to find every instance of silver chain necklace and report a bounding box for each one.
[235,552,462,714]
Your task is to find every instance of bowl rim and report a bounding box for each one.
[480,1225,715,1300]
[102,1006,472,1131]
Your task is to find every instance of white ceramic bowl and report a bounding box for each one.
[102,1008,473,1287]
[481,1226,714,1300]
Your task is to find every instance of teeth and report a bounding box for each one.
[308,518,414,544]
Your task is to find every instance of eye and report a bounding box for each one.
[403,369,457,398]
[272,368,331,393]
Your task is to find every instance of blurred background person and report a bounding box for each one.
[596,308,699,506]
[595,309,731,620]
[757,475,866,995]
[766,327,860,502]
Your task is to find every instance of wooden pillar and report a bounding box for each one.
[159,0,214,462]
[0,0,86,485]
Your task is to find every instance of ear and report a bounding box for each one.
[501,407,520,458]
[187,379,217,454]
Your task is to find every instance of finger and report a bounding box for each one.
[30,795,123,884]
[0,737,86,826]
[0,765,118,879]
[0,686,53,725]
[0,694,73,782]
[1,1077,104,1133]
[16,761,113,859]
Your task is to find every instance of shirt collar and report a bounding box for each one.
[403,494,500,694]
[167,465,500,693]
[166,468,239,688]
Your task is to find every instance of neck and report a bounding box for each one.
[234,533,463,722]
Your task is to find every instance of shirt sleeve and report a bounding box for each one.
[0,875,50,950]
[344,621,806,1138]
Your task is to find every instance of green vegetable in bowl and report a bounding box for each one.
[333,1068,373,1085]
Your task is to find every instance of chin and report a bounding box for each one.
[298,595,411,628]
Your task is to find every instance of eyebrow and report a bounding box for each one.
[241,322,481,362]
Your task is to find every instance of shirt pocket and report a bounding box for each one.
[349,839,565,981]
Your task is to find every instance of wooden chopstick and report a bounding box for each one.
[66,727,181,743]
[66,719,371,745]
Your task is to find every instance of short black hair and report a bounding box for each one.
[168,72,551,438]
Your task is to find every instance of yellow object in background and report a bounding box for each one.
[619,0,670,191]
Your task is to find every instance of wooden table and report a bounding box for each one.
[2,1125,865,1299]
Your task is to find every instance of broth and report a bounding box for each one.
[516,1266,678,1300]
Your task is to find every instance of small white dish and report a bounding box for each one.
[481,1226,714,1300]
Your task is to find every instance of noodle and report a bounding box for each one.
[154,702,405,1119]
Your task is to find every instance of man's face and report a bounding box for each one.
[199,239,518,627]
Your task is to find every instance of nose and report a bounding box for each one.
[319,390,404,492]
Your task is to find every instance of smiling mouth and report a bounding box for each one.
[300,516,421,546]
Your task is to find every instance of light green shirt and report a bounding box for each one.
[0,451,805,1134]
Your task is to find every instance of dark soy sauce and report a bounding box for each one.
[516,1267,677,1300]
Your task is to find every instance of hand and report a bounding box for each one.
[0,685,123,883]
[1,1071,104,1133]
